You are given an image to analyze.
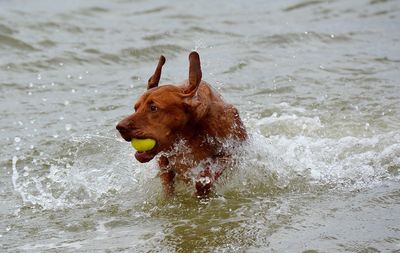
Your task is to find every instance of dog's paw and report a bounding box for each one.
[194,167,214,197]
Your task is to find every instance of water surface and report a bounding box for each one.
[1,0,400,252]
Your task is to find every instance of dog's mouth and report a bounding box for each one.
[116,129,159,162]
[132,138,159,163]
[134,149,157,163]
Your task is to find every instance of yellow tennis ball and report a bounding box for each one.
[131,138,156,152]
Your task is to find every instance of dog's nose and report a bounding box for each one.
[116,122,129,133]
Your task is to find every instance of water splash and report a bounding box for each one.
[11,127,400,211]
[11,135,159,210]
[222,129,400,197]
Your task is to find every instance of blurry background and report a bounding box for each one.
[1,0,399,252]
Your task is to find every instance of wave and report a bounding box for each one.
[255,31,352,48]
[10,124,400,210]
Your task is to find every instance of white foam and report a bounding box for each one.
[11,128,400,210]
[230,129,400,192]
[11,135,159,210]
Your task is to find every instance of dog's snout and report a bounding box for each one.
[116,119,137,142]
[116,121,129,133]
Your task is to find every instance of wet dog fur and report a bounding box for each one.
[116,52,247,197]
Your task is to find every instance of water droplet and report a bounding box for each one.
[29,82,34,88]
[59,62,64,66]
[319,65,325,69]
[37,74,42,80]
[78,75,83,80]
[71,89,76,93]
[67,74,72,79]
[28,91,32,96]
[65,124,72,131]
[64,100,70,106]
[330,34,335,38]
[51,82,55,86]
[42,98,47,102]
[59,116,64,120]
[14,137,21,143]
[15,146,20,151]
[53,135,59,138]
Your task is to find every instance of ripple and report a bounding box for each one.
[0,34,36,51]
[223,62,248,74]
[27,21,84,34]
[121,44,186,61]
[165,14,201,20]
[374,56,400,63]
[133,6,169,15]
[0,23,15,35]
[80,6,110,14]
[2,50,124,72]
[143,32,173,42]
[189,26,242,37]
[283,0,324,12]
[37,39,57,48]
[255,32,351,48]
[370,0,392,5]
[368,189,400,206]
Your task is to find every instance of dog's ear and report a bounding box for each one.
[185,51,202,95]
[183,52,207,120]
[147,55,166,90]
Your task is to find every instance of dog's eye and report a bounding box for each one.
[150,104,157,112]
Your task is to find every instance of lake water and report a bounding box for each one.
[1,0,400,252]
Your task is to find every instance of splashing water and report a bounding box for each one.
[11,135,159,210]
[2,0,400,251]
[10,127,400,211]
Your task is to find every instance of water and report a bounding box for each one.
[1,0,400,252]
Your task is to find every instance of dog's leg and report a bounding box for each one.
[195,167,214,197]
[160,169,175,196]
[194,155,235,197]
[158,156,175,196]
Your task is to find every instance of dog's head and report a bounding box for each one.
[116,52,206,163]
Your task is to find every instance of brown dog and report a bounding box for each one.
[116,52,247,197]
